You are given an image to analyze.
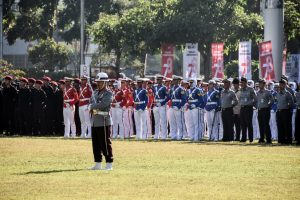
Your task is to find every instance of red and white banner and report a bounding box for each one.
[258,41,275,81]
[211,43,224,79]
[183,43,200,80]
[161,44,174,78]
[239,41,252,80]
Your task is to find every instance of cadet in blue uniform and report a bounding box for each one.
[187,78,206,141]
[133,78,148,140]
[204,80,221,141]
[153,74,169,140]
[169,76,186,140]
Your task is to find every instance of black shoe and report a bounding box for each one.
[266,141,272,145]
[258,140,265,144]
[240,140,246,143]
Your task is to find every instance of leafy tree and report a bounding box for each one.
[0,60,26,79]
[28,38,70,72]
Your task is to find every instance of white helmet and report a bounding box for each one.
[95,72,109,82]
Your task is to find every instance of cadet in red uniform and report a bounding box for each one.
[123,79,134,138]
[78,76,93,138]
[60,78,79,138]
[145,79,154,138]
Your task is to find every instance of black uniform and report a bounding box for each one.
[42,84,54,134]
[52,87,64,135]
[17,86,31,135]
[31,88,47,135]
[2,84,18,135]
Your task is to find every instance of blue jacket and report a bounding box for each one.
[170,85,186,109]
[134,87,148,111]
[153,84,169,106]
[204,88,220,111]
[187,87,206,110]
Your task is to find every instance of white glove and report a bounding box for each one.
[88,104,91,111]
[191,104,196,109]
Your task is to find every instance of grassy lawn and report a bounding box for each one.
[0,137,299,200]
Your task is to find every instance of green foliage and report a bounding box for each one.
[285,0,300,53]
[224,60,259,81]
[23,67,73,81]
[28,38,70,72]
[0,59,26,79]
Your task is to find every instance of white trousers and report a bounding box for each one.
[270,111,278,140]
[134,109,147,140]
[63,105,76,137]
[169,108,184,140]
[153,106,168,139]
[252,110,260,139]
[123,107,134,138]
[111,107,125,139]
[185,109,193,138]
[189,108,204,141]
[145,109,152,138]
[79,105,91,138]
[206,110,220,141]
[182,109,188,138]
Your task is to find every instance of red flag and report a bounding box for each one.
[161,44,174,78]
[211,43,224,79]
[258,41,275,81]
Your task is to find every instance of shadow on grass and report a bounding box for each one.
[16,168,86,175]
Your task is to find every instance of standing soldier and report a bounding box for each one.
[220,79,238,141]
[169,76,186,140]
[111,79,125,139]
[239,77,257,142]
[50,81,63,135]
[145,79,154,138]
[295,82,300,145]
[89,72,114,170]
[232,78,241,141]
[28,78,36,135]
[205,80,221,141]
[187,78,206,141]
[2,76,18,135]
[42,76,54,135]
[17,78,31,135]
[61,78,79,138]
[133,78,148,140]
[78,76,92,138]
[73,78,82,136]
[270,83,279,140]
[32,80,47,135]
[153,75,169,140]
[256,79,274,144]
[276,79,294,144]
[124,79,134,137]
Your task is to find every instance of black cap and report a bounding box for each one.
[240,77,247,83]
[222,79,230,83]
[279,79,287,84]
[258,79,266,84]
[232,78,239,84]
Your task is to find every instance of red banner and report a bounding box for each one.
[211,43,224,79]
[258,41,275,81]
[282,48,287,75]
[161,44,174,78]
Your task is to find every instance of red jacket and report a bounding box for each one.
[63,86,79,108]
[78,84,92,106]
[111,89,125,108]
[147,88,154,109]
[122,88,134,108]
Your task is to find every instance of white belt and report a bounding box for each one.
[206,102,217,105]
[188,100,198,103]
[155,99,165,102]
[172,99,182,103]
[64,99,73,103]
[79,98,89,101]
[135,101,145,105]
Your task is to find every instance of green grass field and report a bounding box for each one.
[0,137,299,200]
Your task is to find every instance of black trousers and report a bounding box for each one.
[295,109,300,143]
[233,114,241,141]
[276,109,292,144]
[222,107,234,141]
[240,106,253,142]
[92,126,113,163]
[258,108,272,143]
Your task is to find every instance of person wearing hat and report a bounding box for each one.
[220,79,238,142]
[17,78,31,135]
[31,80,47,135]
[153,74,169,140]
[133,78,149,140]
[144,78,154,138]
[89,72,114,170]
[232,78,241,141]
[169,76,186,140]
[187,78,206,141]
[42,76,55,135]
[72,78,82,136]
[122,78,134,138]
[256,79,274,144]
[276,79,294,144]
[50,80,64,136]
[111,79,126,139]
[204,80,221,141]
[239,77,257,142]
[270,83,279,140]
[61,77,79,138]
[2,76,17,135]
[78,76,92,138]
